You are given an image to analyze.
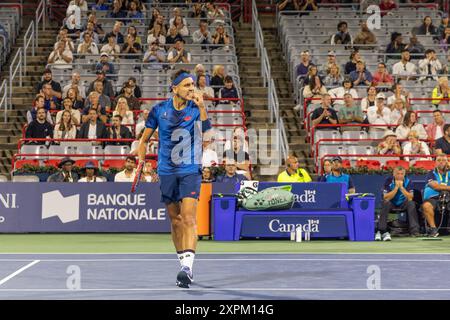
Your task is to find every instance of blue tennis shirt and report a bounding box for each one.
[145,97,211,175]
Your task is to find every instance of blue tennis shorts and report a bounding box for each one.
[159,173,202,204]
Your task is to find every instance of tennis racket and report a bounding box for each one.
[131,161,144,193]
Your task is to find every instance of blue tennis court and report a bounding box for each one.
[0,253,450,300]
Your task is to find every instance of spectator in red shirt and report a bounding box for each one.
[379,0,397,17]
[372,62,394,87]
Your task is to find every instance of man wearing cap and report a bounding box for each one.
[87,70,115,99]
[114,82,141,110]
[367,93,392,131]
[377,166,420,241]
[47,158,79,182]
[95,53,116,78]
[320,51,336,76]
[167,39,191,64]
[143,40,166,70]
[392,49,417,81]
[319,156,355,194]
[78,161,103,182]
[138,69,212,288]
[295,50,313,80]
[277,156,312,183]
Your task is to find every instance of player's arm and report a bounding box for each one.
[138,127,154,163]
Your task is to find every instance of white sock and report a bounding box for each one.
[183,251,195,271]
[177,252,185,267]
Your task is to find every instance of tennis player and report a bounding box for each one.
[138,69,212,288]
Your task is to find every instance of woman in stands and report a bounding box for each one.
[376,130,402,155]
[323,63,343,87]
[219,76,239,103]
[432,76,450,107]
[56,97,81,126]
[302,71,328,100]
[402,130,431,163]
[360,85,377,112]
[147,24,166,46]
[165,26,184,46]
[390,98,409,126]
[328,78,358,107]
[149,8,161,29]
[113,97,135,126]
[66,87,84,111]
[202,167,215,183]
[128,0,145,24]
[195,74,214,100]
[395,111,427,140]
[54,110,78,142]
[344,50,361,75]
[437,14,449,40]
[126,25,142,46]
[142,161,159,183]
[211,64,226,97]
[172,15,189,37]
[415,16,438,36]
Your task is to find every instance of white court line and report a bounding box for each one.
[0,260,40,287]
[1,252,450,255]
[1,288,450,292]
[1,258,450,262]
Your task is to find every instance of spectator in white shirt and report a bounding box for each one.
[62,71,86,99]
[402,130,431,163]
[80,21,100,44]
[392,49,417,80]
[69,0,87,11]
[55,28,75,53]
[113,97,135,126]
[66,0,82,33]
[56,97,81,126]
[78,161,104,182]
[147,24,166,46]
[77,32,99,55]
[390,98,408,125]
[386,83,412,109]
[142,161,159,183]
[54,109,78,141]
[114,156,138,182]
[48,41,73,69]
[202,130,219,167]
[167,39,191,64]
[367,93,392,131]
[328,78,359,106]
[171,15,189,37]
[395,111,428,140]
[169,7,187,27]
[195,74,214,99]
[192,20,213,45]
[360,85,378,112]
[418,49,443,81]
[101,34,121,62]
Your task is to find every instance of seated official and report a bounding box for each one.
[377,166,420,241]
[422,155,450,238]
[277,156,312,183]
[318,156,355,194]
[215,158,247,184]
[47,157,79,182]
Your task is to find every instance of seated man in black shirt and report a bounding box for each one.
[25,107,54,144]
[311,93,339,130]
[36,68,62,100]
[435,124,450,155]
[106,115,133,146]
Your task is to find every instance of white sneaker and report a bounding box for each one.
[375,231,382,241]
[382,232,392,241]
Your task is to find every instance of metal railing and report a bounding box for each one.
[251,0,288,166]
[35,0,46,42]
[23,21,35,72]
[9,47,22,112]
[0,79,8,123]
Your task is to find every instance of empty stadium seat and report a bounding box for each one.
[317,145,347,163]
[76,145,104,160]
[104,145,131,159]
[341,131,368,145]
[20,145,48,160]
[49,145,77,159]
[314,130,341,145]
[12,175,40,182]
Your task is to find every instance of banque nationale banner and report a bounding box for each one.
[0,183,170,232]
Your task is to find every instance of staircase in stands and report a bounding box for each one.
[0,13,58,177]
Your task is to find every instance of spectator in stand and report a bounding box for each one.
[62,71,86,99]
[426,109,446,141]
[331,21,353,46]
[135,109,149,138]
[437,14,449,40]
[277,155,312,183]
[92,0,109,11]
[201,167,215,183]
[212,24,230,47]
[87,70,115,99]
[108,0,127,19]
[215,158,248,184]
[82,92,107,123]
[432,76,450,106]
[167,39,191,64]
[78,161,104,183]
[222,135,251,179]
[77,32,99,55]
[405,34,425,59]
[69,0,87,11]
[102,21,124,45]
[87,80,111,113]
[56,97,81,125]
[303,64,322,86]
[101,34,121,62]
[379,0,397,16]
[55,28,75,53]
[114,156,138,182]
[47,158,79,183]
[113,97,135,126]
[126,25,142,46]
[392,49,417,81]
[414,16,438,36]
[328,78,358,107]
[372,62,394,87]
[121,33,142,59]
[318,158,332,179]
[41,83,61,111]
[85,13,104,37]
[320,50,337,76]
[66,0,82,35]
[387,83,412,109]
[143,39,166,70]
[440,27,450,52]
[311,94,339,130]
[435,124,450,155]
[25,107,54,144]
[211,64,226,96]
[152,13,168,36]
[419,49,443,82]
[192,64,211,85]
[54,110,78,141]
[403,130,431,162]
[147,24,166,46]
[196,74,214,100]
[367,93,392,131]
[377,166,419,242]
[376,130,401,155]
[27,96,53,124]
[115,82,141,110]
[193,21,212,47]
[169,7,187,26]
[390,98,408,126]
[300,0,318,12]
[386,32,406,60]
[353,21,377,49]
[106,115,133,146]
[65,87,84,111]
[126,77,142,99]
[303,71,328,100]
[344,50,361,75]
[172,15,189,37]
[127,0,144,24]
[277,0,301,11]
[191,3,207,19]
[295,50,313,80]
[336,93,364,124]
[80,21,100,44]
[349,60,373,87]
[95,53,116,78]
[78,107,107,140]
[360,85,378,112]
[319,156,355,193]
[36,69,62,99]
[202,130,219,168]
[323,63,343,87]
[142,161,159,183]
[165,26,183,46]
[207,3,226,23]
[395,111,427,140]
[219,76,239,102]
